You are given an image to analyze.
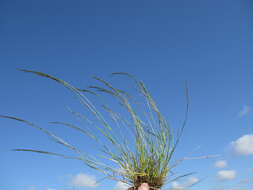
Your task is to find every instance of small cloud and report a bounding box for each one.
[214,160,228,168]
[231,134,253,155]
[187,177,199,185]
[28,185,36,190]
[171,181,184,190]
[211,186,241,190]
[238,105,252,117]
[71,173,98,188]
[239,177,253,184]
[217,170,236,180]
[47,188,56,190]
[229,187,241,190]
[171,177,200,190]
[114,181,130,190]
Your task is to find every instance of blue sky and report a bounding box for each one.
[1,0,253,190]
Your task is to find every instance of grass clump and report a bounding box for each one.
[1,70,189,190]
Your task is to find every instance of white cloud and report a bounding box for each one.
[217,170,236,180]
[231,134,253,155]
[211,186,241,190]
[171,177,200,190]
[114,181,130,190]
[214,160,227,168]
[239,177,253,184]
[238,105,252,117]
[187,177,199,185]
[171,181,184,190]
[71,173,98,188]
[28,185,36,190]
[229,187,241,190]
[47,188,56,190]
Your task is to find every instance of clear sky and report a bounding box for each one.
[0,0,253,190]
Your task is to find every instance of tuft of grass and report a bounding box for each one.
[1,70,189,190]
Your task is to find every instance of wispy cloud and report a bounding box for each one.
[71,173,98,188]
[214,160,227,168]
[238,105,252,117]
[231,134,253,155]
[239,177,253,184]
[114,181,130,190]
[171,177,200,190]
[28,185,36,190]
[217,170,236,180]
[211,187,241,190]
[47,188,56,190]
[211,186,241,190]
[229,187,241,190]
